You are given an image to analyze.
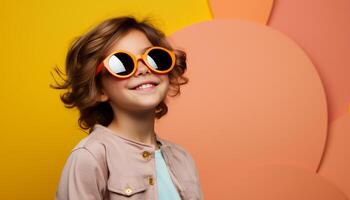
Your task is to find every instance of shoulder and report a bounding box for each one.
[69,131,109,168]
[160,137,187,154]
[72,132,106,151]
[56,134,108,200]
[161,138,197,167]
[160,138,204,198]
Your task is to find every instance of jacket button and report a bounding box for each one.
[142,151,151,160]
[124,187,133,195]
[148,176,155,185]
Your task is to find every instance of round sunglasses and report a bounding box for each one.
[95,46,176,78]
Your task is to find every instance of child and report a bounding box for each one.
[51,16,204,200]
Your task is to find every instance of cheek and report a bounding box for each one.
[115,79,129,89]
[159,74,170,83]
[102,76,129,95]
[160,75,170,92]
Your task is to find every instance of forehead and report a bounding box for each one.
[105,29,153,55]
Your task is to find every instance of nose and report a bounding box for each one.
[134,57,151,77]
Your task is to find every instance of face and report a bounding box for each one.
[98,29,170,113]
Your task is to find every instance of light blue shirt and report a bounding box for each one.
[155,149,181,200]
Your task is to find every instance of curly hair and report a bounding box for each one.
[50,16,188,133]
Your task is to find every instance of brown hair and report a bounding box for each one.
[50,16,188,133]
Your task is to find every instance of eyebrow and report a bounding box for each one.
[141,46,151,52]
[105,46,152,57]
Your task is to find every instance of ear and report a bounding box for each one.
[98,90,109,102]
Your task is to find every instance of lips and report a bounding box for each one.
[129,80,160,90]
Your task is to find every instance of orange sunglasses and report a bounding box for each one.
[95,46,176,79]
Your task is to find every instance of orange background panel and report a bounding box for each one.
[156,19,328,199]
[319,113,350,198]
[268,0,350,121]
[208,0,274,24]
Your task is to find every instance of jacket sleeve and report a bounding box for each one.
[55,147,106,200]
[185,150,205,200]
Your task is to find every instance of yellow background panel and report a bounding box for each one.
[0,1,211,199]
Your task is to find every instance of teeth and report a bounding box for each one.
[136,83,154,90]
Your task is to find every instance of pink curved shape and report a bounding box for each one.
[230,164,347,199]
[268,0,350,122]
[156,19,328,198]
[319,113,350,198]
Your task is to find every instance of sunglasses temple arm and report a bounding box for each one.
[95,62,104,76]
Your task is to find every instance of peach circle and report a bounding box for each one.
[155,19,328,197]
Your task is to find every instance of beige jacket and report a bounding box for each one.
[55,124,204,200]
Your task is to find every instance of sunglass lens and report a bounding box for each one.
[146,49,173,72]
[108,52,134,76]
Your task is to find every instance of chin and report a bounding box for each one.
[129,103,160,113]
[137,98,162,108]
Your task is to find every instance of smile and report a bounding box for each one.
[130,83,158,93]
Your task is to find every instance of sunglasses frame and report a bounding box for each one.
[95,46,176,79]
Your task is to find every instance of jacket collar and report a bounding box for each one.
[155,133,170,149]
[92,124,169,149]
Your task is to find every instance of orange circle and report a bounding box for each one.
[157,19,328,197]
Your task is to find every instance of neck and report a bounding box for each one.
[107,106,157,147]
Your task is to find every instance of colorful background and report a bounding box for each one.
[0,0,349,199]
